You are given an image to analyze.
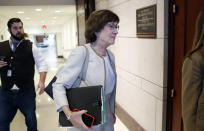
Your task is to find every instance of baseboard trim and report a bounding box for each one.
[115,103,145,131]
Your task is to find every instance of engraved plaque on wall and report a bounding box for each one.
[136,5,156,38]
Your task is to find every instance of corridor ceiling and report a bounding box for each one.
[0,5,76,26]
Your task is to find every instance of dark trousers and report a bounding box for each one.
[0,87,38,131]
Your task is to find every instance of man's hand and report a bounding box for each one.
[37,81,45,95]
[0,60,7,68]
[37,72,47,95]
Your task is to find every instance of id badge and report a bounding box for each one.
[7,70,12,77]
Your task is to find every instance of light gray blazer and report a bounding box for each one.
[53,44,117,114]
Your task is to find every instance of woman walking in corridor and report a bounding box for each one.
[53,10,119,131]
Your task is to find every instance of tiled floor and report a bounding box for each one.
[9,44,129,131]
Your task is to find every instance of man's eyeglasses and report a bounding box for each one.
[106,24,119,31]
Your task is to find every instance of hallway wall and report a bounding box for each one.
[23,16,77,58]
[0,16,10,42]
[62,16,78,58]
[96,0,168,131]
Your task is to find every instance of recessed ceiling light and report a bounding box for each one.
[53,17,57,19]
[55,10,61,13]
[17,11,24,14]
[25,17,30,20]
[35,8,42,11]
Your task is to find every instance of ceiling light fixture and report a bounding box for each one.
[25,17,30,20]
[35,8,42,11]
[17,11,24,14]
[55,10,61,13]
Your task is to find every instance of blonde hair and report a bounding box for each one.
[188,9,204,57]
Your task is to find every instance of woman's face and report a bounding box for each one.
[95,21,119,47]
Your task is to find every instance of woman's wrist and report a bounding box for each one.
[62,105,73,120]
[66,112,72,120]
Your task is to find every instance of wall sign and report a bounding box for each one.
[136,5,157,38]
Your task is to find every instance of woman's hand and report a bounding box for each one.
[69,110,90,130]
[62,106,90,130]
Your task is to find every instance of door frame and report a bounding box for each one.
[167,0,186,130]
[166,1,175,131]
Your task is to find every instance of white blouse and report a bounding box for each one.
[104,55,115,95]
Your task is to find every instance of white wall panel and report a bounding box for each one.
[108,0,130,8]
[111,38,129,70]
[142,79,167,100]
[112,37,165,86]
[116,67,142,89]
[117,76,157,131]
[156,100,167,131]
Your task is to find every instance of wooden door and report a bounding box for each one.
[167,0,204,131]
